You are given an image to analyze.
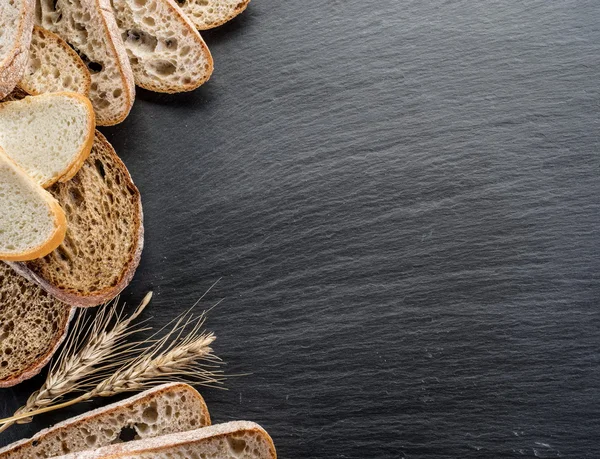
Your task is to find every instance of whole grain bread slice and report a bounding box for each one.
[111,0,213,93]
[177,0,251,30]
[19,26,91,96]
[0,383,210,458]
[0,92,95,187]
[0,0,35,99]
[36,0,135,125]
[49,421,276,459]
[7,131,143,307]
[0,148,67,261]
[0,263,73,388]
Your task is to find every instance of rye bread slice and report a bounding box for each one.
[36,0,135,125]
[19,26,92,96]
[0,383,210,459]
[0,263,73,388]
[0,0,35,99]
[177,0,251,30]
[8,131,143,307]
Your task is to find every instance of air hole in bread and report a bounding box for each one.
[142,405,158,423]
[94,159,106,179]
[118,426,137,442]
[227,437,247,454]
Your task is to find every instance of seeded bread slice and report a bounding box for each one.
[111,0,213,93]
[49,421,277,459]
[0,263,73,388]
[0,148,67,261]
[0,383,211,459]
[36,0,135,125]
[19,26,91,96]
[0,92,95,187]
[7,131,143,307]
[0,0,35,99]
[177,0,251,30]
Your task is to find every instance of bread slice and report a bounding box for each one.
[49,421,276,459]
[7,131,143,307]
[19,26,91,96]
[177,0,251,30]
[0,92,95,188]
[110,0,213,93]
[0,263,73,388]
[0,0,35,99]
[0,383,210,458]
[0,149,67,261]
[36,0,135,125]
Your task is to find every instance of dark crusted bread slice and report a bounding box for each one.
[0,263,73,388]
[36,0,135,125]
[49,421,277,459]
[177,0,251,30]
[111,0,213,93]
[0,0,35,99]
[0,383,210,459]
[8,130,143,307]
[19,26,91,96]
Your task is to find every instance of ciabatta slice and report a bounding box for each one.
[110,0,213,93]
[19,26,91,96]
[177,0,251,30]
[8,131,143,307]
[0,0,34,99]
[0,92,95,187]
[0,149,66,261]
[0,263,73,388]
[49,421,276,459]
[0,383,210,459]
[36,0,135,125]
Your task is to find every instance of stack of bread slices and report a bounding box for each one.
[0,383,277,458]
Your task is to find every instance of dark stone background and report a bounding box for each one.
[2,1,600,457]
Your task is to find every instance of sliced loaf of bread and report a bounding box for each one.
[0,0,35,99]
[111,0,213,92]
[8,131,143,307]
[177,0,251,30]
[49,421,276,459]
[0,92,95,187]
[0,148,66,261]
[0,383,210,459]
[19,26,91,96]
[0,263,73,388]
[36,0,135,125]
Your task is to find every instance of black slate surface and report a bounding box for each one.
[2,1,600,457]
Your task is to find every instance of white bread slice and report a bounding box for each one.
[49,421,277,459]
[177,0,251,30]
[0,92,95,188]
[0,383,210,459]
[110,0,213,93]
[36,0,135,125]
[0,0,35,99]
[8,131,144,307]
[19,26,92,96]
[0,263,73,388]
[0,148,66,261]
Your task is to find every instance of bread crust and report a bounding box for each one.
[8,131,144,307]
[0,383,210,457]
[18,26,93,97]
[0,150,67,261]
[0,0,35,99]
[186,0,251,31]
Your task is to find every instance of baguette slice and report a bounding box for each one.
[19,26,92,96]
[8,131,143,307]
[0,263,73,388]
[50,421,277,459]
[0,148,66,261]
[0,92,95,187]
[111,0,213,93]
[0,383,211,459]
[177,0,251,30]
[0,0,34,99]
[36,0,135,125]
